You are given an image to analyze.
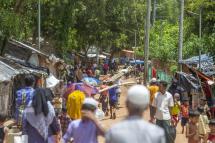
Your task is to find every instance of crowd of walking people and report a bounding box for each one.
[0,60,215,143]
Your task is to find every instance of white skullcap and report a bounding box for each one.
[150,78,157,83]
[127,85,150,109]
[83,98,98,108]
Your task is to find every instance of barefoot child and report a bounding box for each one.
[181,97,189,134]
[171,93,181,127]
[186,110,200,143]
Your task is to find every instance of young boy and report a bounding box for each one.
[208,119,215,142]
[186,110,200,143]
[58,108,71,135]
[181,97,189,134]
[63,98,105,143]
[171,93,181,127]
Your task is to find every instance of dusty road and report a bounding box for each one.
[98,78,187,143]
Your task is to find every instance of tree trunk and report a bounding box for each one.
[178,0,184,71]
[152,0,157,25]
[0,36,8,56]
[14,0,24,13]
[144,0,151,85]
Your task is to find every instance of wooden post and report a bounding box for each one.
[144,0,151,85]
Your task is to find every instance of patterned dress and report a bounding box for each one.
[15,87,34,126]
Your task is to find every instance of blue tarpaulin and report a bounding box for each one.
[130,60,144,65]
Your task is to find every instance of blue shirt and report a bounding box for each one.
[63,119,101,143]
[15,87,34,124]
[109,87,117,102]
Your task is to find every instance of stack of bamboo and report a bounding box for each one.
[108,66,133,82]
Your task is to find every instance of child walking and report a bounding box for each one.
[181,97,189,134]
[99,84,109,116]
[171,93,181,127]
[108,82,118,119]
[186,110,200,143]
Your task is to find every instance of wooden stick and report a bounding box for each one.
[99,81,136,93]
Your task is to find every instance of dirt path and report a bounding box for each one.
[98,78,187,143]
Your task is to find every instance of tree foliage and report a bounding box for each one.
[0,0,214,62]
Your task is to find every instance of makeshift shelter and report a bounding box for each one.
[184,64,215,115]
[169,64,215,115]
[0,56,48,116]
[182,54,215,76]
[121,49,134,59]
[1,39,66,79]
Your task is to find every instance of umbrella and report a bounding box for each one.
[82,77,101,86]
[63,83,98,99]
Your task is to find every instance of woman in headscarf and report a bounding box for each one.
[22,88,61,143]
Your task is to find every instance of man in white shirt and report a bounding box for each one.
[153,80,174,143]
[106,85,165,143]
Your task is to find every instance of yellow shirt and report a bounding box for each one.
[148,85,159,105]
[67,90,85,120]
[171,102,180,115]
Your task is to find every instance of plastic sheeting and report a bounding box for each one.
[0,60,18,81]
[169,72,201,94]
[46,74,60,88]
[182,54,215,76]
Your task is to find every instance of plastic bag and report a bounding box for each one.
[95,109,105,120]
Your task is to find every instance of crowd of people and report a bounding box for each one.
[0,61,215,143]
[148,78,215,143]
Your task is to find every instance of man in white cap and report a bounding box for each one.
[105,85,165,143]
[63,98,105,143]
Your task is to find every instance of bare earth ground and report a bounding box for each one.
[97,78,187,143]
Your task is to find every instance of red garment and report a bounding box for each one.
[181,104,189,118]
[172,115,179,124]
[152,67,156,78]
[103,64,109,70]
[208,134,215,142]
[100,85,108,96]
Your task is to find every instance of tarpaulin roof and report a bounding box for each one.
[2,39,48,62]
[0,60,18,81]
[0,57,47,82]
[182,54,213,65]
[181,54,215,76]
[175,71,201,92]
